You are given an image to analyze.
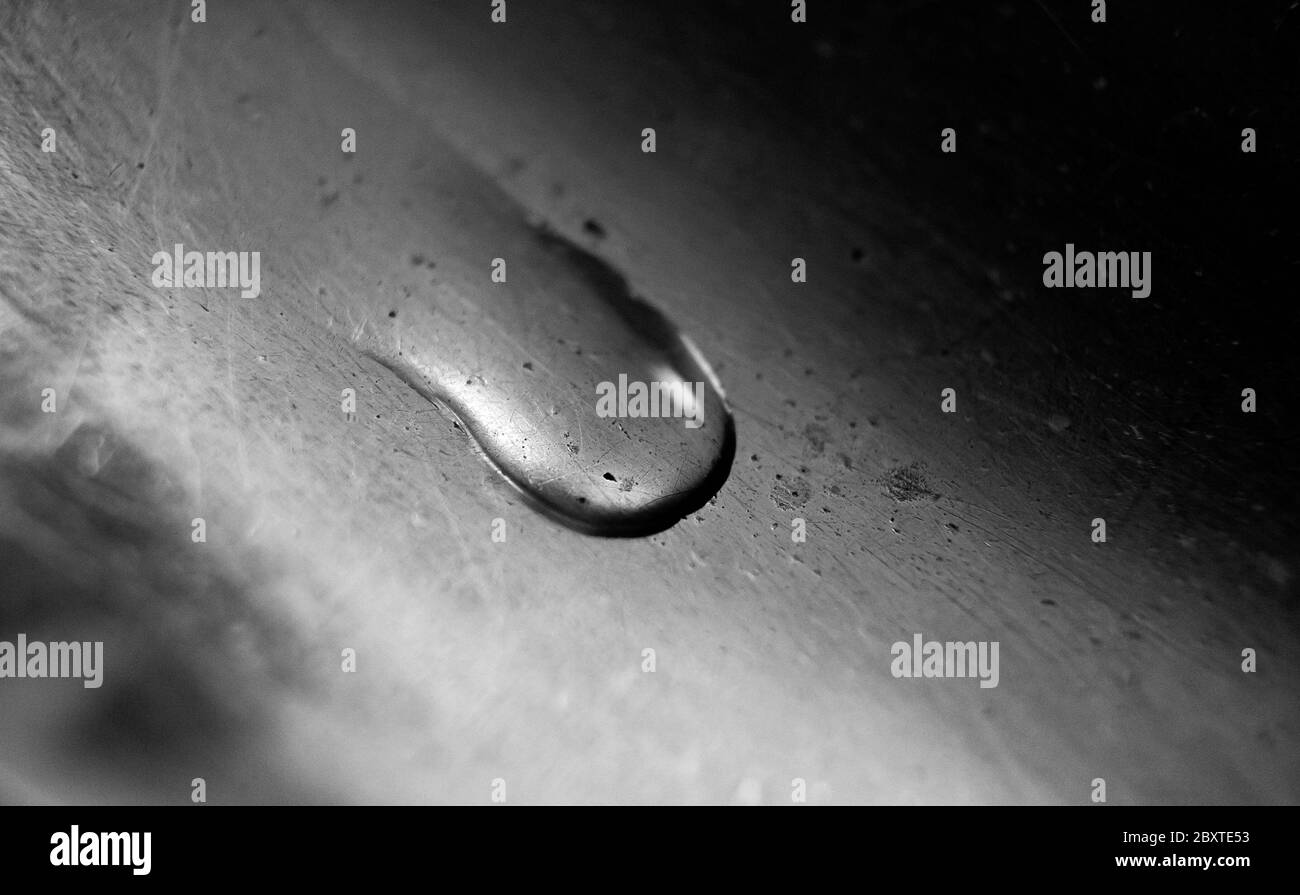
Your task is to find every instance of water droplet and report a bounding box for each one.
[360,224,734,537]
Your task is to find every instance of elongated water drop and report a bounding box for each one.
[359,225,734,537]
[91,2,736,536]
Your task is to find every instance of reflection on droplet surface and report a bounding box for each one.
[359,224,734,537]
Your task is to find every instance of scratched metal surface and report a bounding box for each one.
[0,0,1295,804]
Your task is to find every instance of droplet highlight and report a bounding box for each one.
[359,224,735,537]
